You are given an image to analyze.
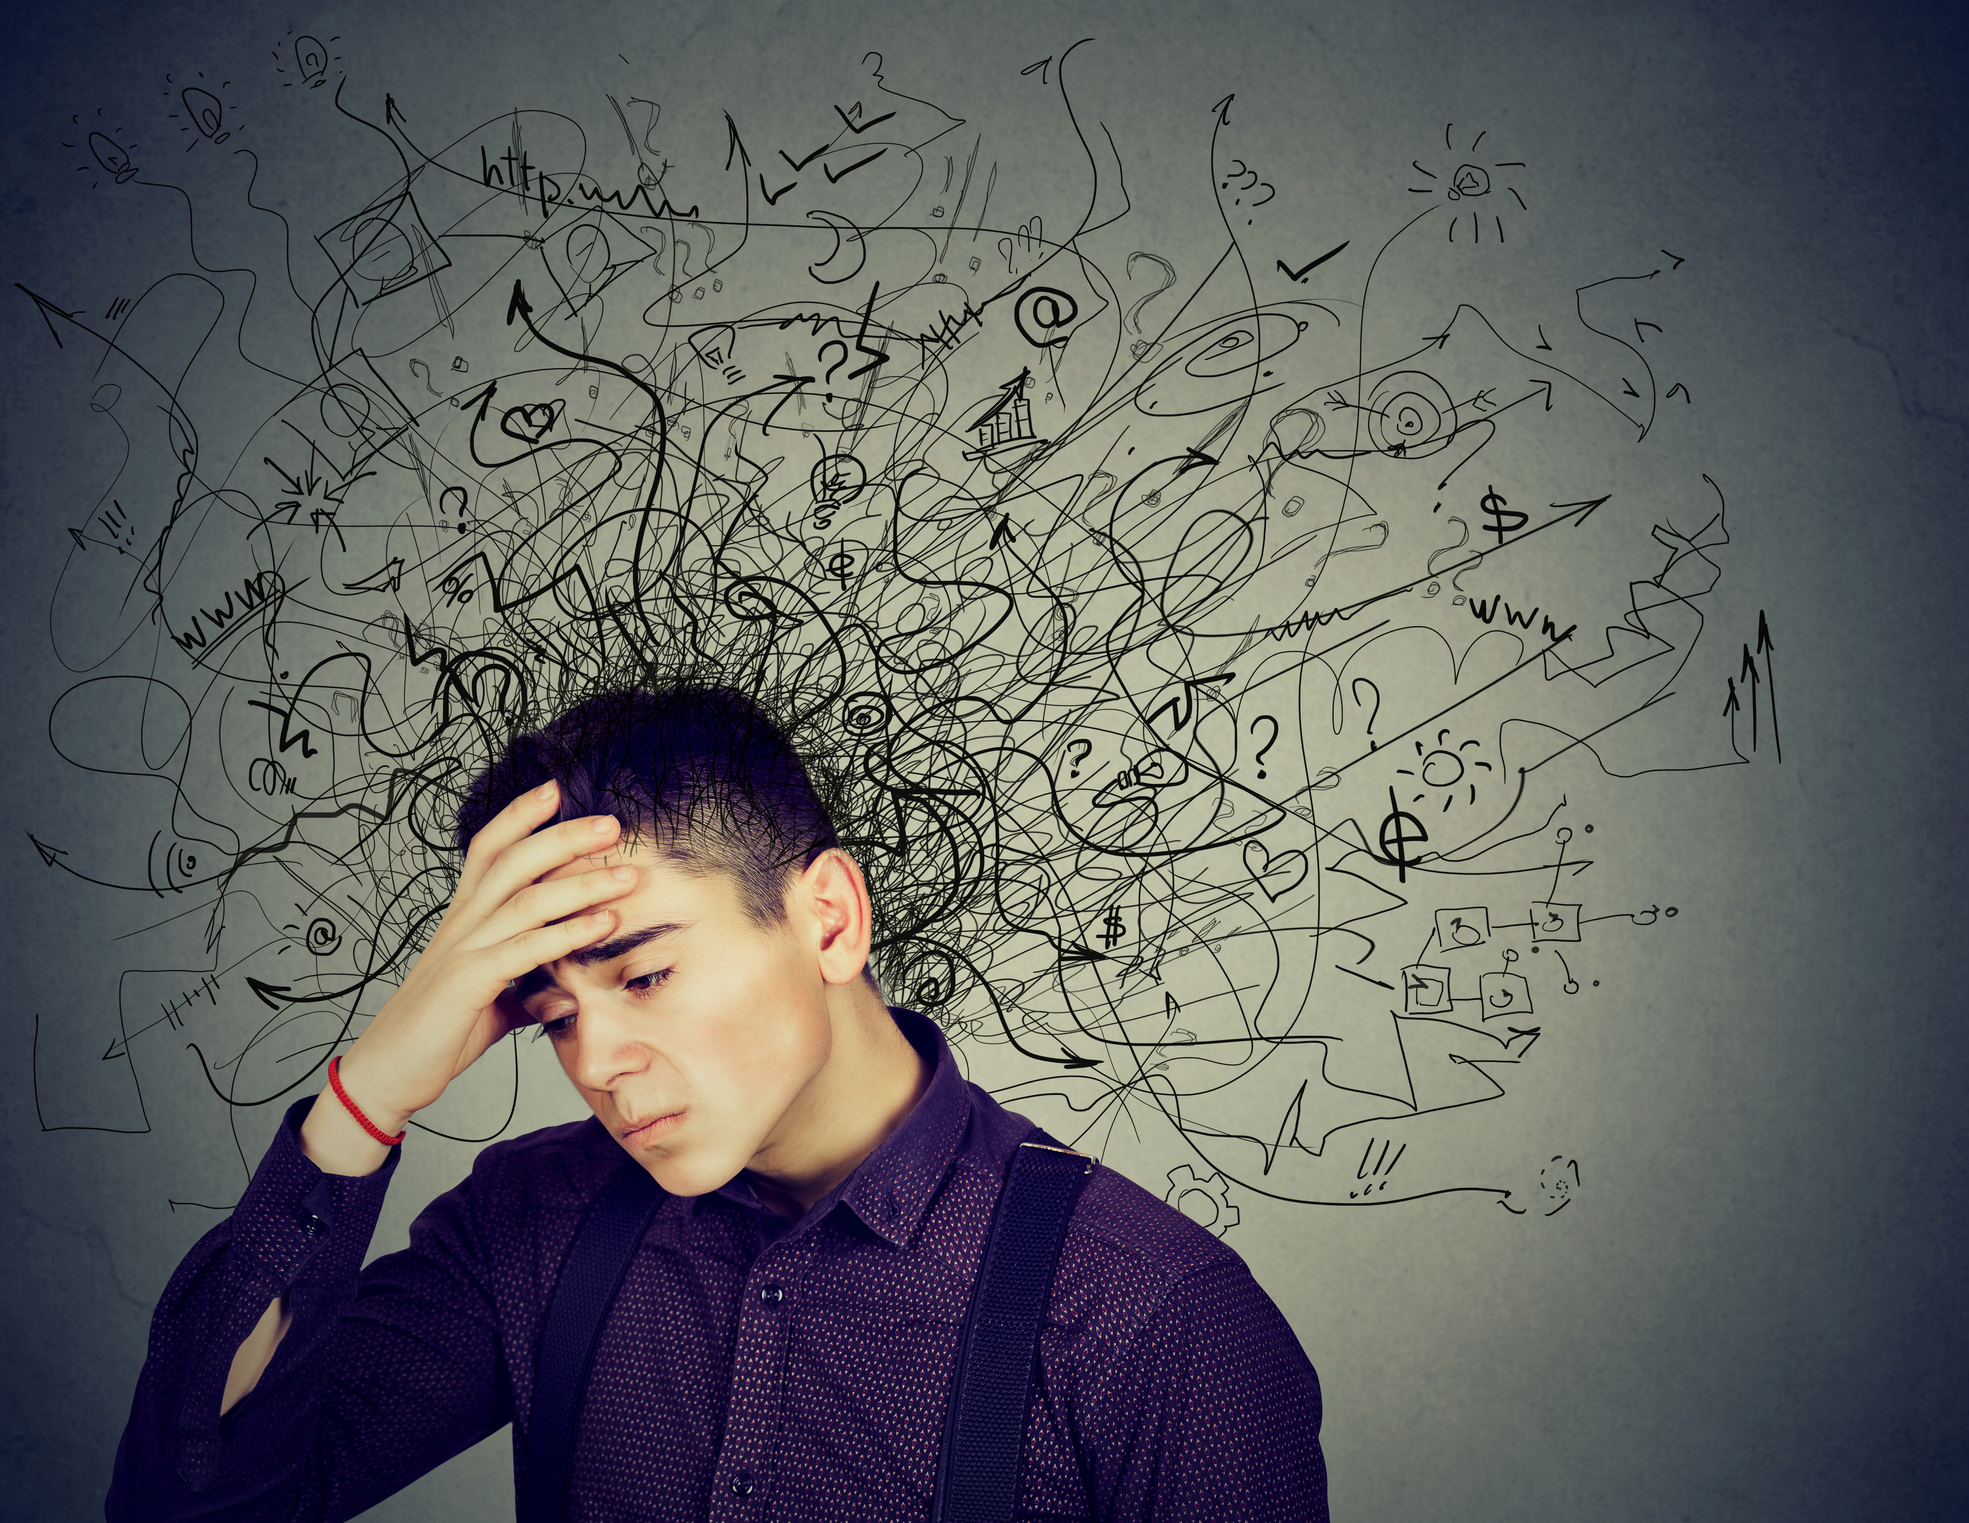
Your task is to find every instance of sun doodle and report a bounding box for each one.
[1408,125,1526,244]
[1395,728,1496,812]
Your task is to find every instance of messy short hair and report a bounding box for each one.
[454,685,842,927]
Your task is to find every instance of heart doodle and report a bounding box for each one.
[1242,839,1309,903]
[500,401,563,444]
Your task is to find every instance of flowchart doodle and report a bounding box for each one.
[19,30,1778,1218]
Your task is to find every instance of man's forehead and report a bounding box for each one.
[538,835,677,879]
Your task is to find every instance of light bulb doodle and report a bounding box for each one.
[177,87,228,144]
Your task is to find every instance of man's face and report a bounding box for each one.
[512,841,834,1198]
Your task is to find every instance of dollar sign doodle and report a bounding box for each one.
[1377,785,1429,883]
[1100,907,1126,948]
[1480,484,1528,543]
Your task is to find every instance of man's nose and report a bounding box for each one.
[565,993,648,1092]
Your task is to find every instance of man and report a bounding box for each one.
[107,686,1328,1520]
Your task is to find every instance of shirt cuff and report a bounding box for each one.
[227,1094,401,1287]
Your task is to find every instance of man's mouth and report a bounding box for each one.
[620,1110,684,1144]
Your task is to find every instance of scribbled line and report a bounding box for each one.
[21,34,1762,1220]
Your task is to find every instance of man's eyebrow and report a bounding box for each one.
[570,921,691,967]
[511,921,692,1000]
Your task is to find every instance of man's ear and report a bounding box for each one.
[796,848,874,987]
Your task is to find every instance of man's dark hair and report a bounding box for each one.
[454,686,842,927]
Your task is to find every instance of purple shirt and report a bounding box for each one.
[108,1010,1327,1520]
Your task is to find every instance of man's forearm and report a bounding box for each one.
[214,1074,396,1414]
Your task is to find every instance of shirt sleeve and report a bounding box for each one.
[1082,1262,1328,1523]
[105,1095,515,1522]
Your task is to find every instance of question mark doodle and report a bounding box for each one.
[1248,715,1278,779]
[1124,251,1178,335]
[817,340,848,394]
[1424,515,1473,598]
[1066,738,1092,778]
[407,358,442,397]
[1351,678,1382,747]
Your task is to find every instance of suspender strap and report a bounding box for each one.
[931,1132,1094,1523]
[521,1131,1090,1523]
[518,1161,663,1523]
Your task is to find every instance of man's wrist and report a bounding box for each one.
[300,1056,409,1176]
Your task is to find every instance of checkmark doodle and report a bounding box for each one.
[1277,241,1350,282]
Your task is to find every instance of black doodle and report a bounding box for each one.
[17,31,1779,1216]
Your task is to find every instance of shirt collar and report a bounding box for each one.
[711,1006,969,1249]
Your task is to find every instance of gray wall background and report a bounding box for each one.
[2,1,1964,1518]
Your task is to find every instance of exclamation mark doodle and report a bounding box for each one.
[1348,1135,1406,1198]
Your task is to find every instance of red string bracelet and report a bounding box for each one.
[327,1055,406,1146]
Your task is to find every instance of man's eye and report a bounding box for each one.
[626,969,670,995]
[532,1012,576,1042]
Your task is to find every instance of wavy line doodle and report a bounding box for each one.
[21,31,1778,1224]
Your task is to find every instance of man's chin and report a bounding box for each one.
[625,1146,743,1201]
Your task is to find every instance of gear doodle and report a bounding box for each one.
[1165,1166,1241,1238]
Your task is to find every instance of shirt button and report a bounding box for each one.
[729,1471,756,1497]
[300,1214,329,1238]
[758,1282,784,1306]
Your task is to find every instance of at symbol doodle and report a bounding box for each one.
[1014,287,1079,349]
[304,917,342,956]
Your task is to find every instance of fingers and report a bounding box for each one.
[455,780,564,903]
[466,863,640,952]
[482,905,622,993]
[457,805,631,934]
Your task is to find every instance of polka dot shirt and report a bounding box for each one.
[108,1011,1327,1521]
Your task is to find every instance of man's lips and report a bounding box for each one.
[619,1110,684,1143]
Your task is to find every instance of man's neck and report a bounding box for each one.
[744,985,932,1221]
